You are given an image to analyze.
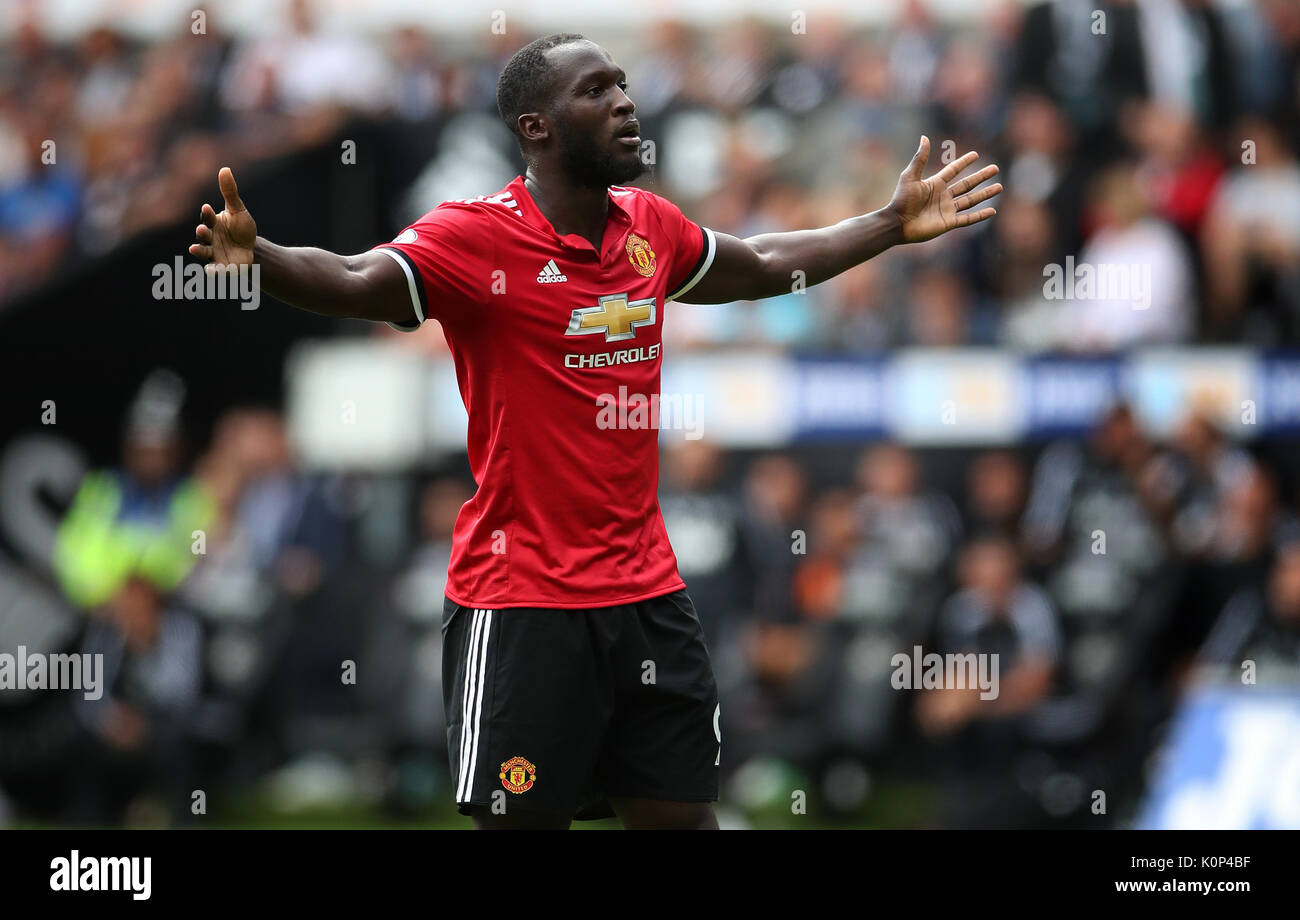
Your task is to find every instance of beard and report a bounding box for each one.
[554,116,645,189]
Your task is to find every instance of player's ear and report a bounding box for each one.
[517,112,549,143]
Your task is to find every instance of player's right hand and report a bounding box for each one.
[189,167,256,273]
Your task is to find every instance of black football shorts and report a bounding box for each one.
[441,589,720,820]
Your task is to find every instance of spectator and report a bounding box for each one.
[0,115,81,298]
[920,533,1060,737]
[739,454,807,623]
[1201,117,1300,343]
[53,370,215,611]
[72,575,205,826]
[918,532,1061,826]
[905,265,980,347]
[963,449,1028,538]
[1140,411,1254,559]
[848,443,961,625]
[219,0,392,117]
[1064,163,1195,351]
[1126,102,1226,241]
[392,477,473,626]
[1197,539,1300,685]
[660,439,750,650]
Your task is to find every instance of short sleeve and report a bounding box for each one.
[371,204,489,332]
[1012,587,1063,665]
[649,194,716,303]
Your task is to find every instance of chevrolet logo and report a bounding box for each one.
[565,293,656,342]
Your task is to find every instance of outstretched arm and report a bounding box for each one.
[188,167,415,325]
[679,137,1001,305]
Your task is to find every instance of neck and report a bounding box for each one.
[524,165,609,249]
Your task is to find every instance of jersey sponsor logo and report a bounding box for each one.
[564,343,660,369]
[392,228,418,244]
[566,293,656,343]
[499,756,537,794]
[625,233,656,277]
[536,259,568,284]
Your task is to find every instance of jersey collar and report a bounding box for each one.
[507,175,633,257]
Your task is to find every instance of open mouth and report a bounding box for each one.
[616,123,641,148]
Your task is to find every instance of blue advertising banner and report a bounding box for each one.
[1138,685,1300,830]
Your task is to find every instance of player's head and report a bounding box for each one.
[496,33,644,189]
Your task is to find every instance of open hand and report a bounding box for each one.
[888,136,1002,244]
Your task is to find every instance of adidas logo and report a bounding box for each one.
[536,259,568,284]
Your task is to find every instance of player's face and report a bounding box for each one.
[547,44,644,189]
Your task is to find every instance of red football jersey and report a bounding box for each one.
[374,175,717,608]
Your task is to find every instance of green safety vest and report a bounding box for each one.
[53,471,217,609]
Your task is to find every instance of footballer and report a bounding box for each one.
[187,33,1001,830]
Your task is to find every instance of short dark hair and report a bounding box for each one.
[496,33,588,141]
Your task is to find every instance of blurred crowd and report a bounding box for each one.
[661,407,1300,825]
[2,367,1294,828]
[3,0,1300,349]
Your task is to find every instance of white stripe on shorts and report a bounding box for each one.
[456,609,492,803]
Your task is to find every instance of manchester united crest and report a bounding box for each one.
[499,756,537,794]
[625,233,656,277]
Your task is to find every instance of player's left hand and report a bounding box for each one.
[887,136,1002,244]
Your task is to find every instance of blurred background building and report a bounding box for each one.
[1,0,1299,828]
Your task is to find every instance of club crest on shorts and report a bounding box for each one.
[499,756,537,794]
[625,233,656,278]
